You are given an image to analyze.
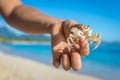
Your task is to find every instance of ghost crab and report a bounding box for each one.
[67,24,101,50]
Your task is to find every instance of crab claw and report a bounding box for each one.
[92,34,101,50]
[92,39,101,50]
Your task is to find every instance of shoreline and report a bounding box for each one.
[1,42,120,80]
[0,51,100,80]
[0,41,51,45]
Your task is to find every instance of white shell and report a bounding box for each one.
[67,26,101,50]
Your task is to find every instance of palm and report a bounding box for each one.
[51,22,89,71]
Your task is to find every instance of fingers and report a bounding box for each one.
[53,48,82,71]
[53,52,62,68]
[62,48,71,71]
[79,37,90,56]
[70,51,81,71]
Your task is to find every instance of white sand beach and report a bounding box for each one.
[0,51,101,80]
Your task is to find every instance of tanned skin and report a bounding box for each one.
[0,0,89,71]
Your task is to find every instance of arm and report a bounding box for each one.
[0,0,90,71]
[0,0,63,34]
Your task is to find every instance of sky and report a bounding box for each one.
[0,0,120,42]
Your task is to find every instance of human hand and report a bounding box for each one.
[51,20,89,71]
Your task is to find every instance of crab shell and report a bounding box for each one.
[67,25,101,50]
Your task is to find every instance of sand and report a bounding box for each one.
[0,51,101,80]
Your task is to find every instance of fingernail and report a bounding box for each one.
[54,63,60,68]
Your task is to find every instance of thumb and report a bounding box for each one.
[62,20,78,38]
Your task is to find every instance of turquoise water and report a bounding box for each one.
[0,43,120,80]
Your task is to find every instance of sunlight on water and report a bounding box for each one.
[0,42,120,80]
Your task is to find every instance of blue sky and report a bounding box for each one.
[0,0,120,42]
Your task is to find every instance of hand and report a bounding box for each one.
[50,20,89,71]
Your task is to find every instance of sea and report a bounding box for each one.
[0,42,120,80]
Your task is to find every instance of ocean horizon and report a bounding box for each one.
[0,42,120,80]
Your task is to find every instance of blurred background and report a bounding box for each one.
[0,0,120,80]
